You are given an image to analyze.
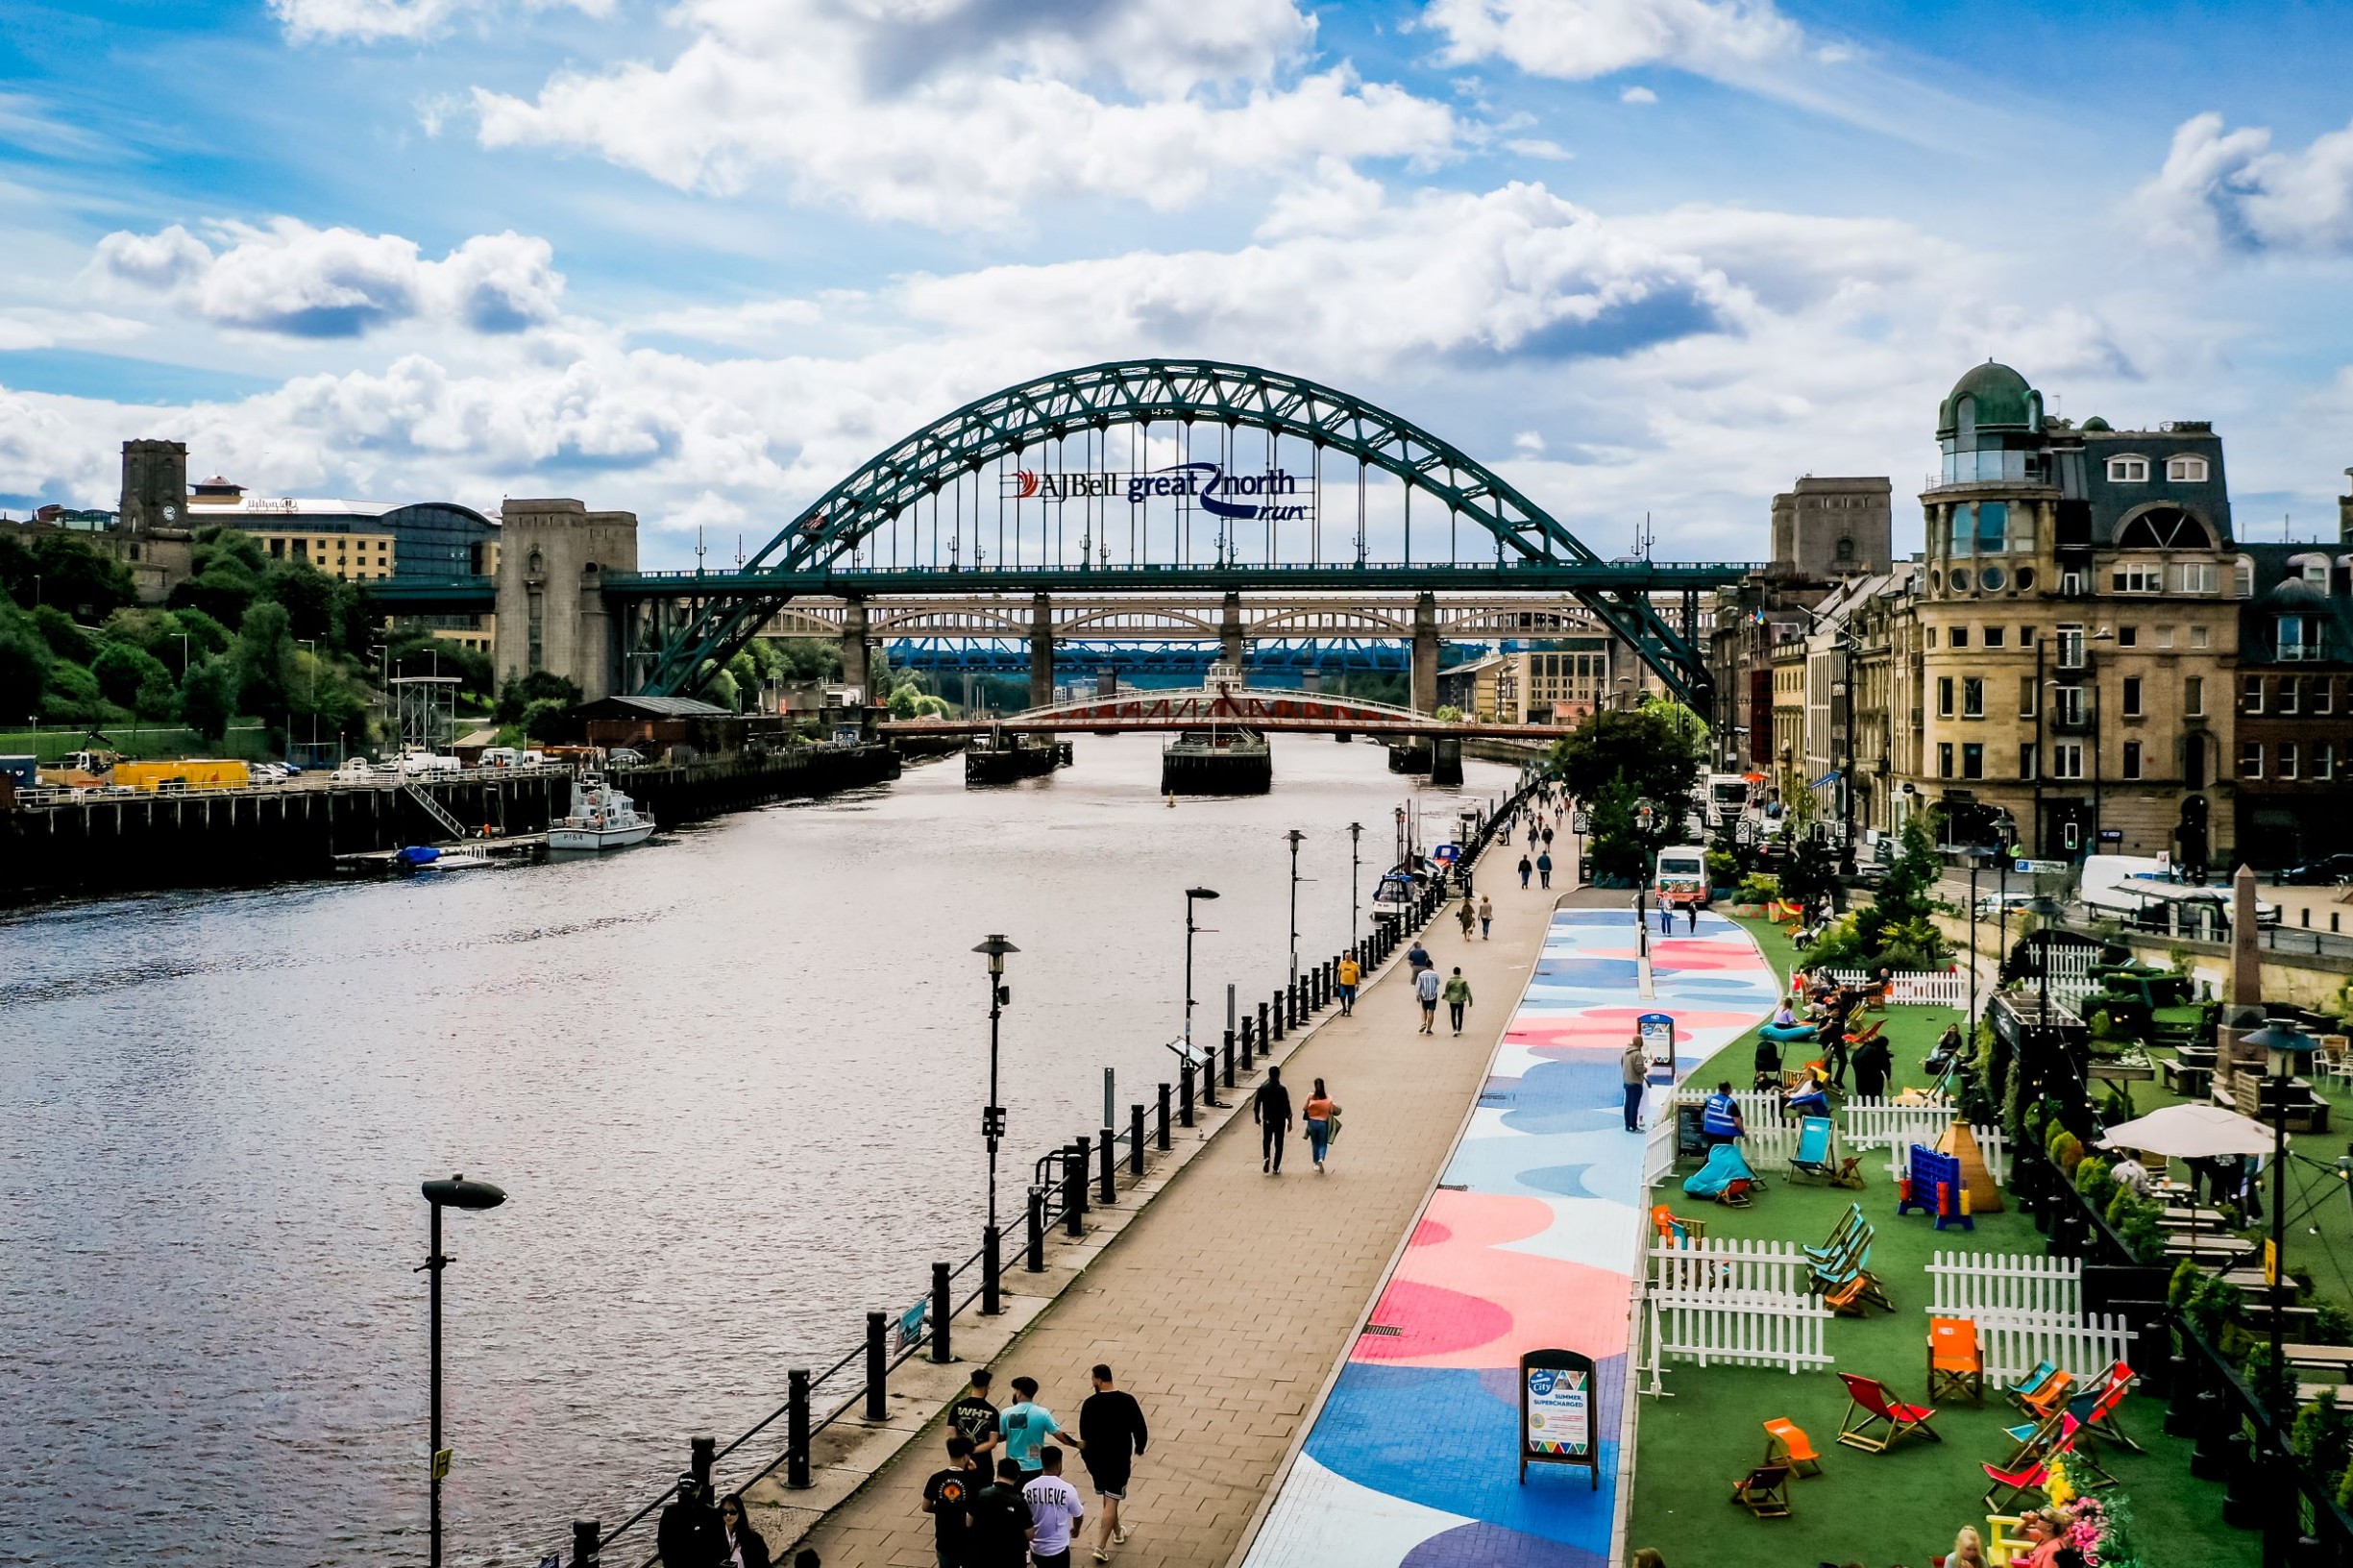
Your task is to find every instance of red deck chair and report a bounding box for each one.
[1983,1418,2103,1510]
[2070,1362,2144,1455]
[1835,1372,1941,1453]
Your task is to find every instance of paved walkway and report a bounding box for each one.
[787,823,1570,1568]
[1239,902,1779,1568]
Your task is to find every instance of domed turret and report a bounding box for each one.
[2081,416,2111,431]
[1936,361,2043,440]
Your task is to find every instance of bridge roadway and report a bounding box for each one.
[770,825,1580,1568]
[880,686,1569,741]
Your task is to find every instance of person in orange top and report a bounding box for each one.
[1302,1078,1341,1172]
[1336,954,1360,1016]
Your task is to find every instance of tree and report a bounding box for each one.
[705,668,742,711]
[1853,815,1948,962]
[519,698,570,744]
[1778,835,1841,913]
[31,604,94,665]
[0,606,51,715]
[91,643,178,718]
[12,530,136,619]
[1551,701,1708,881]
[233,600,299,717]
[495,670,582,723]
[180,656,239,741]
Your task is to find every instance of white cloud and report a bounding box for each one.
[1505,136,1575,159]
[469,0,1458,229]
[271,0,610,44]
[87,220,564,338]
[1425,0,1799,84]
[1620,86,1657,104]
[2136,112,2353,256]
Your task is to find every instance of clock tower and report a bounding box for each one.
[118,439,188,532]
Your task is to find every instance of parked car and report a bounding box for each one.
[606,747,645,767]
[249,762,288,784]
[2276,854,2353,887]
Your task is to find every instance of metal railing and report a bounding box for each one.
[553,782,1539,1567]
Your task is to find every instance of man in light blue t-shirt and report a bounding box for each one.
[999,1376,1080,1476]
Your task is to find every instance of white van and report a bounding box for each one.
[2078,854,2277,928]
[1654,845,1709,908]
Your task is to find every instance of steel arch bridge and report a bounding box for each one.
[615,359,1750,715]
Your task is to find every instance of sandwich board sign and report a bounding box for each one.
[1518,1348,1598,1486]
[1638,1011,1677,1085]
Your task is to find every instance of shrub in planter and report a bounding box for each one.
[2295,1388,2353,1483]
[2182,1276,2243,1343]
[2168,1259,2202,1311]
[2075,1155,2117,1212]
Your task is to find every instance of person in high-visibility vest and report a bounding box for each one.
[1701,1081,1745,1147]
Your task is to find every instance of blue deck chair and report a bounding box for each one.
[1789,1117,1866,1188]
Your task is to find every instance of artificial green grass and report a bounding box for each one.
[1624,913,2266,1568]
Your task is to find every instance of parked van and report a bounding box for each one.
[479,747,520,770]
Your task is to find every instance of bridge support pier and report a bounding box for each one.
[841,598,871,700]
[1029,593,1056,709]
[1410,592,1439,713]
[1219,591,1244,677]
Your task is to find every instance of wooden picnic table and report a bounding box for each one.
[2164,1234,2255,1260]
[2284,1344,2353,1371]
[2160,1207,2230,1225]
[2221,1269,2303,1296]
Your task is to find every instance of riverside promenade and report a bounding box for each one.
[1239,903,1778,1568]
[777,834,1566,1568]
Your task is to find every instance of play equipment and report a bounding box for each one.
[1895,1145,1973,1231]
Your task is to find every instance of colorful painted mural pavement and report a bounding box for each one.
[1242,906,1779,1568]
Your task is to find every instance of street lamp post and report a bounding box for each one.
[1347,822,1363,946]
[1963,845,1992,1041]
[971,935,1017,1313]
[420,1174,506,1568]
[2243,1020,2317,1412]
[1184,888,1220,1058]
[1285,829,1305,981]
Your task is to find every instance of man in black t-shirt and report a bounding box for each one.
[920,1435,980,1568]
[965,1458,1035,1568]
[1076,1363,1149,1558]
[946,1368,1001,1470]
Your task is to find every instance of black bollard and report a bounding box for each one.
[982,1224,1002,1316]
[1099,1128,1116,1205]
[1026,1187,1046,1272]
[931,1262,953,1363]
[2189,1389,2229,1479]
[1287,976,1300,1028]
[864,1312,888,1421]
[572,1520,601,1567]
[1223,1029,1237,1089]
[1240,1017,1255,1070]
[1201,1048,1219,1110]
[1272,990,1286,1041]
[691,1435,716,1495]
[1066,1139,1089,1230]
[2219,1433,2261,1530]
[1130,1103,1145,1176]
[1180,1065,1195,1128]
[786,1371,811,1487]
[1258,1001,1270,1051]
[1157,1083,1172,1149]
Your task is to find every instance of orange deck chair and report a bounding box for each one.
[1927,1317,1985,1405]
[1762,1417,1822,1477]
[1836,1372,1942,1453]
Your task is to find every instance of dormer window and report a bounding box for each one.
[2167,455,2209,482]
[2107,456,2149,482]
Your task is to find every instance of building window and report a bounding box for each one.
[2279,615,2320,661]
[2185,675,2204,717]
[2121,741,2142,779]
[1976,502,2009,553]
[2167,455,2209,481]
[2019,625,2035,646]
[2234,557,2254,597]
[2117,625,2137,647]
[2019,743,2038,780]
[2192,625,2210,649]
[2054,686,2085,725]
[2056,625,2086,669]
[1950,626,1969,649]
[2240,741,2263,779]
[1963,678,1984,719]
[2107,455,2149,482]
[2317,679,2336,716]
[1963,743,1984,779]
[2020,676,2038,717]
[2280,677,2301,716]
[1948,504,1973,557]
[1939,742,1954,778]
[2169,563,2218,594]
[2157,625,2175,649]
[2320,742,2340,780]
[2243,675,2264,715]
[1939,676,1955,719]
[2053,743,2084,779]
[2279,742,2300,780]
[2121,676,2142,717]
[1983,626,2005,649]
[2112,565,2162,594]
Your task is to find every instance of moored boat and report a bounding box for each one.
[548,774,654,850]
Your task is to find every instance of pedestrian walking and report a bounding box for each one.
[1541,825,1555,851]
[721,1493,772,1568]
[1478,894,1493,939]
[1685,901,1698,933]
[999,1378,1066,1476]
[921,1437,980,1568]
[1535,850,1553,889]
[949,1369,1002,1469]
[1303,1078,1340,1170]
[1414,964,1441,1034]
[1621,1034,1649,1132]
[1336,952,1360,1015]
[1442,968,1472,1035]
[1517,852,1532,889]
[1407,939,1433,975]
[1851,1031,1892,1098]
[1077,1365,1147,1560]
[1255,1064,1293,1173]
[1021,1447,1087,1568]
[1457,895,1476,939]
[658,1475,724,1568]
[1656,900,1673,935]
[967,1459,1035,1568]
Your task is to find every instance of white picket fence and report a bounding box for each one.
[1844,1095,1961,1150]
[1926,1252,2080,1323]
[1889,1126,2010,1187]
[1647,1288,1835,1384]
[1973,1311,2137,1384]
[1650,1237,1810,1297]
[1815,968,1971,1007]
[1642,1112,1677,1188]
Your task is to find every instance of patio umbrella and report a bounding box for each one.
[2097,1103,2273,1159]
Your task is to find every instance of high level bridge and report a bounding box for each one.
[367,360,1756,717]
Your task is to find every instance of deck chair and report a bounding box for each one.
[1984,1515,2028,1567]
[2069,1362,2144,1455]
[1790,1115,1866,1188]
[2016,1368,2077,1424]
[1762,1417,1822,1477]
[1983,1420,2106,1510]
[1997,1409,2071,1469]
[2001,1361,2063,1412]
[1729,1463,1794,1518]
[1846,1017,1886,1047]
[1805,1203,1867,1262]
[1836,1372,1941,1453]
[1927,1317,1985,1405]
[1651,1203,1707,1246]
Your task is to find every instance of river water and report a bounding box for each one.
[0,735,1517,1567]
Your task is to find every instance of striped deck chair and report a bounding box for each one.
[2068,1362,2144,1456]
[1982,1420,2081,1511]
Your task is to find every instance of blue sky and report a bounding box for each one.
[3,0,2351,566]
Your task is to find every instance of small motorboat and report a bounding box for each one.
[548,774,654,851]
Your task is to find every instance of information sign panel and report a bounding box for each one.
[1519,1348,1598,1485]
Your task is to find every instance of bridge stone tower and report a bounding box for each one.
[1410,593,1440,713]
[496,499,639,700]
[1029,593,1056,708]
